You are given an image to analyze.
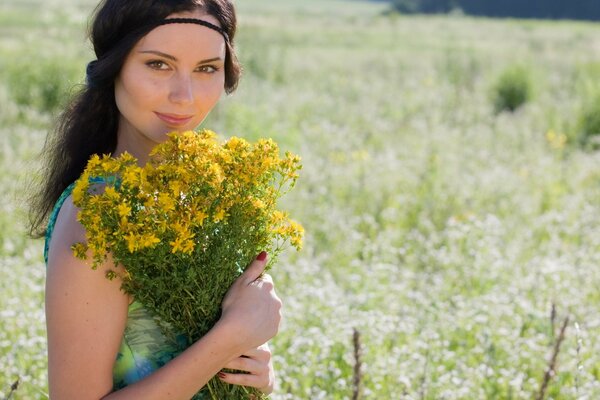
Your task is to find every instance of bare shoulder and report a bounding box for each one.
[45,193,130,398]
[49,192,86,250]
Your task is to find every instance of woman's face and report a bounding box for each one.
[114,10,226,159]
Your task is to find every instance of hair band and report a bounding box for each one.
[155,17,229,43]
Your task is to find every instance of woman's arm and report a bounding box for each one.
[46,196,280,400]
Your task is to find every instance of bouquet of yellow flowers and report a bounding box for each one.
[70,130,303,399]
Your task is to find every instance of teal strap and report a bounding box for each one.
[44,182,77,265]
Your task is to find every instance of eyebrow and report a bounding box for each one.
[138,50,222,64]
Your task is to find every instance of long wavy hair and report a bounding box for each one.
[29,0,241,238]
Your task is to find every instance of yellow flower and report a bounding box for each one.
[119,151,136,164]
[171,222,191,237]
[139,234,160,249]
[271,210,286,224]
[213,208,226,222]
[158,193,176,212]
[225,136,250,154]
[155,219,168,234]
[117,204,131,219]
[104,186,120,201]
[144,196,156,209]
[192,209,208,225]
[87,154,102,170]
[71,242,88,260]
[170,237,195,254]
[123,166,142,187]
[208,164,224,186]
[101,158,121,173]
[125,232,138,253]
[169,180,183,197]
[288,221,305,249]
[118,219,134,233]
[251,197,265,209]
[72,172,90,204]
[181,239,195,254]
[90,214,101,227]
[220,150,233,164]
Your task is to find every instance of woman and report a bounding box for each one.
[29,0,282,398]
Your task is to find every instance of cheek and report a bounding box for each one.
[198,78,224,108]
[116,69,161,114]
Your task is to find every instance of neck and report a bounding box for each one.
[113,119,155,165]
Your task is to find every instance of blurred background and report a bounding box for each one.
[389,0,600,21]
[1,0,600,398]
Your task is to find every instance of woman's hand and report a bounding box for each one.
[218,251,282,351]
[217,343,275,394]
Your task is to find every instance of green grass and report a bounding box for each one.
[2,0,600,398]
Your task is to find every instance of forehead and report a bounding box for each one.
[134,12,225,58]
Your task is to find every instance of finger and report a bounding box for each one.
[240,345,271,362]
[223,355,264,373]
[250,276,275,293]
[259,273,273,284]
[241,251,268,284]
[258,342,270,351]
[218,370,269,390]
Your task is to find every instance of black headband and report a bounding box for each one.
[86,17,229,88]
[154,17,229,43]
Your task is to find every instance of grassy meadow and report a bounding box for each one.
[2,0,600,398]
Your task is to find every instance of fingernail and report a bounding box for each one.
[217,372,226,379]
[257,251,267,261]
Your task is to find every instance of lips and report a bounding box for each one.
[154,112,194,127]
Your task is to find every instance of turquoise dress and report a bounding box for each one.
[44,182,196,393]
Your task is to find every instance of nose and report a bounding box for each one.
[168,72,194,105]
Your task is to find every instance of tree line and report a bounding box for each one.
[391,0,600,21]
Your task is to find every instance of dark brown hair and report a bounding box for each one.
[29,0,240,237]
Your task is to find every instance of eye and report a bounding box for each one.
[196,65,219,74]
[146,60,170,70]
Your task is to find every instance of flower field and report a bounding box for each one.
[1,0,600,398]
